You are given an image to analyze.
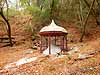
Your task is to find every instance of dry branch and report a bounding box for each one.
[83,0,99,25]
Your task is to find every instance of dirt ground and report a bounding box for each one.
[0,16,100,75]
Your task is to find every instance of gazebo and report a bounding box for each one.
[39,20,68,55]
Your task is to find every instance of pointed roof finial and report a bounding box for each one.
[52,19,54,22]
[50,19,56,26]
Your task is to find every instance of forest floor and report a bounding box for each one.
[0,15,100,75]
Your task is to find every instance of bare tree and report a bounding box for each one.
[0,0,13,46]
[80,0,96,42]
[83,0,99,25]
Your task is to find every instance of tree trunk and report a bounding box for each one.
[50,0,54,20]
[80,0,95,42]
[78,0,84,31]
[0,8,13,46]
[5,0,9,20]
[96,0,100,8]
[83,0,99,25]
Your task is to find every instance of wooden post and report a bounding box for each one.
[46,36,48,48]
[65,36,68,51]
[40,36,42,53]
[55,36,56,45]
[48,36,51,54]
[62,36,64,51]
[60,36,62,52]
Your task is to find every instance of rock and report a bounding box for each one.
[57,55,67,58]
[67,46,79,55]
[0,69,8,73]
[3,57,37,70]
[70,46,79,52]
[67,50,75,55]
[79,67,95,73]
[31,46,38,49]
[78,53,94,59]
[4,62,17,69]
[68,60,74,64]
[16,57,37,66]
[89,67,94,70]
[25,49,33,54]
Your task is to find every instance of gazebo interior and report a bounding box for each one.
[39,20,68,55]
